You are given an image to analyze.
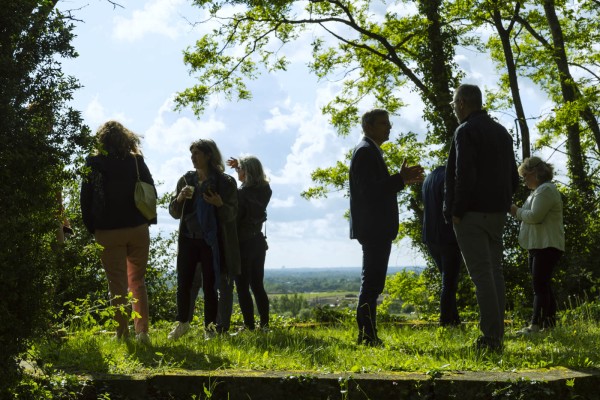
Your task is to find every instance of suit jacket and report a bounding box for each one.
[349,136,405,243]
[444,110,519,222]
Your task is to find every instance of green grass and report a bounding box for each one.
[37,316,600,378]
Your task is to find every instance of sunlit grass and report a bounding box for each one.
[39,313,600,377]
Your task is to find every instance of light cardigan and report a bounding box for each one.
[515,182,565,251]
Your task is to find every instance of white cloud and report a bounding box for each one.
[270,196,295,208]
[84,97,107,127]
[143,96,227,155]
[112,0,187,42]
[84,96,132,130]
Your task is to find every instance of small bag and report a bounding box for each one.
[134,156,157,220]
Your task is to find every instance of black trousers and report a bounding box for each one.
[427,242,462,326]
[235,235,269,328]
[175,236,217,327]
[356,240,392,341]
[528,247,562,328]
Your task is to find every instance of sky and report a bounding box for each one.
[56,0,558,269]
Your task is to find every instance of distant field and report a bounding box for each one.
[263,266,424,295]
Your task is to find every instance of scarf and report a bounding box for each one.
[193,174,221,295]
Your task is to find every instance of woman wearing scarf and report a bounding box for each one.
[168,139,240,339]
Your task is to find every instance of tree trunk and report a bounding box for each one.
[418,0,459,142]
[492,6,531,160]
[543,0,589,191]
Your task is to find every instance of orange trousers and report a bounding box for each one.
[95,224,150,337]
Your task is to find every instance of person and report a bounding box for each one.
[227,156,272,331]
[422,165,462,327]
[510,157,564,334]
[168,139,241,340]
[349,108,424,347]
[80,120,157,344]
[443,84,519,351]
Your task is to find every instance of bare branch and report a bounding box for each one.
[105,0,124,10]
[568,62,600,82]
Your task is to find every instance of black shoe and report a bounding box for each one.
[357,335,384,348]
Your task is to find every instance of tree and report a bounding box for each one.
[177,0,462,250]
[0,0,90,392]
[177,0,460,145]
[177,0,600,315]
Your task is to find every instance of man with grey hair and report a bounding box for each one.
[444,84,519,351]
[349,108,424,346]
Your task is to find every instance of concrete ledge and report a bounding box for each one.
[86,368,600,399]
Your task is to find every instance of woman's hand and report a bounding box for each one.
[203,189,224,207]
[510,204,518,217]
[177,186,194,203]
[226,157,239,170]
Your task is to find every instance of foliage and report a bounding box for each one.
[0,0,92,394]
[10,368,93,400]
[312,305,352,324]
[177,0,460,144]
[381,269,434,318]
[271,293,309,318]
[145,192,180,322]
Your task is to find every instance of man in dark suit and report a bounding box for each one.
[349,108,424,346]
[444,84,519,351]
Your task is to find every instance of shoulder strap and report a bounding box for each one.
[133,155,141,180]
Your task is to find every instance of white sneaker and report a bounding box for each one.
[136,332,150,345]
[168,322,190,340]
[516,324,540,335]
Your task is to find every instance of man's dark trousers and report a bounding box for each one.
[357,240,392,342]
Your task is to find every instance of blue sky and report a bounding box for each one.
[57,0,559,269]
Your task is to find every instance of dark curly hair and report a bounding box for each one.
[95,120,142,158]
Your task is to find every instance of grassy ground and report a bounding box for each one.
[37,315,600,378]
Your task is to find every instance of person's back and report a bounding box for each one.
[86,154,152,231]
[444,84,518,352]
[457,111,517,214]
[445,111,519,222]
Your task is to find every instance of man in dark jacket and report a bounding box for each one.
[349,108,424,346]
[444,84,519,351]
[422,165,462,327]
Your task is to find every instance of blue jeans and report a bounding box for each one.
[356,240,392,341]
[427,243,462,326]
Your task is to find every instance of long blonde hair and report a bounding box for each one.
[239,156,269,188]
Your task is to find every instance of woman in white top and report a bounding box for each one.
[510,156,564,334]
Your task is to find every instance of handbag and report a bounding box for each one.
[134,156,157,220]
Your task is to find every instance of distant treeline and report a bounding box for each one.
[264,266,423,294]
